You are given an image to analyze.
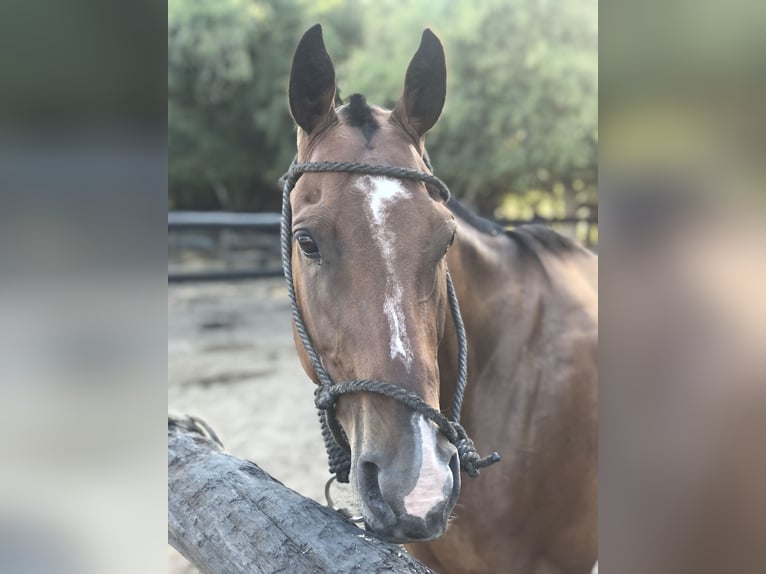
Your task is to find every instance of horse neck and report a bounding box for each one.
[438,217,518,413]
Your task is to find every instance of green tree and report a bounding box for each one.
[341,0,597,217]
[168,0,597,221]
[168,0,362,211]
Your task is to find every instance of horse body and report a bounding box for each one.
[409,219,598,573]
[286,25,597,574]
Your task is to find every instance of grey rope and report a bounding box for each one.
[280,159,500,482]
[281,161,451,204]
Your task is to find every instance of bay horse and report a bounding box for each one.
[285,25,598,574]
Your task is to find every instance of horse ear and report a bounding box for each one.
[393,29,446,138]
[289,24,337,134]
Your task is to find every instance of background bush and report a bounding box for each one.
[168,0,597,219]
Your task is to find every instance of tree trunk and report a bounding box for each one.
[168,415,435,574]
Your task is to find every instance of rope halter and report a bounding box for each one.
[280,158,500,483]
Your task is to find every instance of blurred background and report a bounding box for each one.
[168,0,598,279]
[3,0,763,571]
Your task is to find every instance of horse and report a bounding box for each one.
[284,25,598,574]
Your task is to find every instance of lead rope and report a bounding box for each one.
[280,159,500,483]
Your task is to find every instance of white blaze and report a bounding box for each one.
[403,415,453,518]
[364,176,413,369]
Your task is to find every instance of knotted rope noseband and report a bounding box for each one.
[280,158,500,484]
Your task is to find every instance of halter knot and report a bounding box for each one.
[314,385,335,410]
[449,422,501,478]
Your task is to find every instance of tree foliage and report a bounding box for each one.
[168,0,597,217]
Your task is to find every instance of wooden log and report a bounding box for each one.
[168,415,435,574]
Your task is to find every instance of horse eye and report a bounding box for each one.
[295,232,320,259]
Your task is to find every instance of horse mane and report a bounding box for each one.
[505,224,581,257]
[447,199,505,236]
[340,93,378,143]
[447,198,581,259]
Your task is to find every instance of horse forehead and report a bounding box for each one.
[358,175,410,212]
[307,172,414,214]
[353,175,439,239]
[292,172,428,229]
[306,110,422,166]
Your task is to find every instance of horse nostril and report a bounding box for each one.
[359,460,380,495]
[358,460,395,525]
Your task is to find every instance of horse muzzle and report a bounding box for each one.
[354,416,461,542]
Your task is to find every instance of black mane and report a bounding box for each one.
[340,93,378,143]
[447,199,505,236]
[506,224,580,257]
[447,198,580,258]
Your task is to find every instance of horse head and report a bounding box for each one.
[287,25,461,542]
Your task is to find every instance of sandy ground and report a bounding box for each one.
[168,279,333,573]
